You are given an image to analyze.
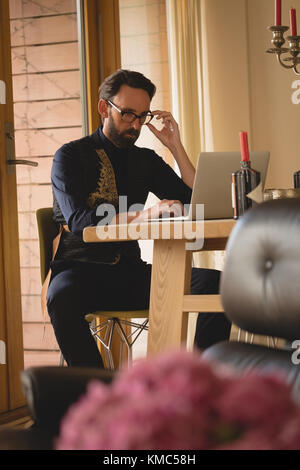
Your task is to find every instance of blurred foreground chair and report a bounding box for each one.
[36,207,148,369]
[203,198,300,403]
[0,366,115,450]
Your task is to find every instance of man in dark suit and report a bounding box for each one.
[48,69,231,367]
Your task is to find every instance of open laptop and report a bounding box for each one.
[151,151,270,221]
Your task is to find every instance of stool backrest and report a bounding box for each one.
[36,207,59,283]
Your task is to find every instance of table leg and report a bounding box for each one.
[147,239,192,355]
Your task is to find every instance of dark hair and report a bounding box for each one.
[98,69,156,101]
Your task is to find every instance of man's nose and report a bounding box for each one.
[132,118,142,130]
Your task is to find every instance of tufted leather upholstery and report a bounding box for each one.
[203,198,300,401]
[220,198,300,340]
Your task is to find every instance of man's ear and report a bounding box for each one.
[98,99,109,119]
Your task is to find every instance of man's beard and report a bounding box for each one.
[106,115,140,148]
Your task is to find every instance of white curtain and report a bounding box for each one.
[166,0,239,345]
[166,0,282,347]
[166,0,226,269]
[166,0,213,168]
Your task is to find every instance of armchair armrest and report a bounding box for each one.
[21,366,115,434]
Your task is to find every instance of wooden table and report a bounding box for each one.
[83,219,235,356]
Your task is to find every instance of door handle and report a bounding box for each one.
[5,121,39,172]
[7,159,38,167]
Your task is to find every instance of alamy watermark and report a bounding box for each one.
[0,80,5,104]
[95,196,204,251]
[291,340,300,365]
[291,80,300,104]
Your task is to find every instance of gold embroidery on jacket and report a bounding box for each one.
[87,149,119,209]
[86,149,121,265]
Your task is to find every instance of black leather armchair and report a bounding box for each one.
[203,198,300,403]
[0,366,114,450]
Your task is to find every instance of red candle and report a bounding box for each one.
[290,8,297,36]
[239,131,249,162]
[275,0,282,26]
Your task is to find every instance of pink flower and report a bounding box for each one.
[216,372,296,427]
[55,350,300,450]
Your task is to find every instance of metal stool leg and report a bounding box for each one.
[85,314,149,371]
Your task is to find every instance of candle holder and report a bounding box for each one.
[266,25,300,74]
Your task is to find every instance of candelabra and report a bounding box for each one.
[267,25,300,75]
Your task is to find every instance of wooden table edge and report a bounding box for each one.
[83,219,236,243]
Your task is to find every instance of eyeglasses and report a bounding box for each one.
[107,100,154,125]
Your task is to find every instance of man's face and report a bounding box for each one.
[101,84,151,148]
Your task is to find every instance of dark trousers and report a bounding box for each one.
[47,260,231,367]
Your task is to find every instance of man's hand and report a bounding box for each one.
[110,200,185,225]
[147,110,181,152]
[132,199,185,223]
[146,110,195,190]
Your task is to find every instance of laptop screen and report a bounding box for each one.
[190,151,270,220]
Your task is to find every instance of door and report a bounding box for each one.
[10,0,85,369]
[0,0,121,414]
[0,0,25,411]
